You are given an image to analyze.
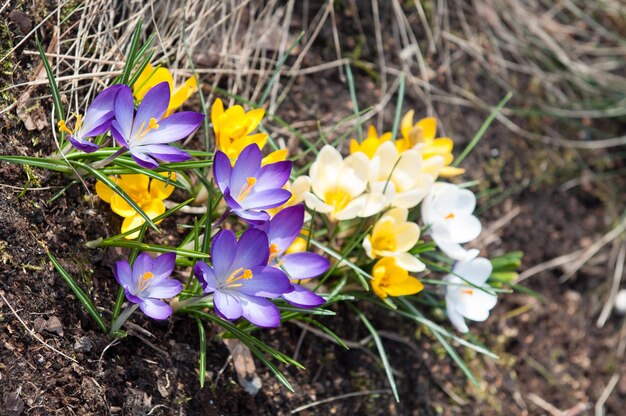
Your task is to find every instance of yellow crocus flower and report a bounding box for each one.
[396,111,465,177]
[211,98,268,161]
[349,125,392,159]
[133,64,198,116]
[371,257,424,299]
[95,173,176,239]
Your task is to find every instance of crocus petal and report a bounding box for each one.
[129,150,159,169]
[434,237,480,262]
[113,86,134,142]
[455,289,497,321]
[121,215,145,239]
[133,144,190,163]
[214,291,243,320]
[447,306,469,333]
[69,136,99,153]
[140,111,204,144]
[383,276,424,297]
[213,151,233,193]
[234,229,270,270]
[393,252,426,272]
[81,119,113,139]
[113,260,133,288]
[131,252,154,288]
[230,145,262,192]
[110,121,129,147]
[243,189,292,210]
[152,252,176,280]
[144,279,183,299]
[139,299,173,320]
[453,257,493,286]
[124,289,143,304]
[80,84,123,135]
[282,285,325,308]
[211,230,238,279]
[255,161,292,192]
[445,215,481,243]
[303,193,334,214]
[236,267,292,297]
[281,252,330,279]
[132,82,169,138]
[194,261,218,293]
[335,195,367,220]
[238,294,281,328]
[234,208,270,225]
[267,205,304,253]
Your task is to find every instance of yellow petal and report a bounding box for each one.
[121,215,145,240]
[384,275,424,297]
[150,172,176,200]
[134,67,173,101]
[422,138,453,159]
[143,199,166,220]
[366,124,378,139]
[95,178,117,203]
[132,63,155,99]
[211,98,225,134]
[110,193,138,218]
[262,149,288,165]
[349,138,361,154]
[118,174,149,194]
[168,75,198,115]
[400,110,414,139]
[245,108,266,134]
[439,166,466,177]
[417,117,437,141]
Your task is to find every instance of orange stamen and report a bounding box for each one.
[461,289,474,295]
[237,177,256,201]
[444,212,455,220]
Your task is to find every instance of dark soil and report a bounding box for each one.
[2,1,626,415]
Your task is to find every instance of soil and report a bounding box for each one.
[2,1,626,416]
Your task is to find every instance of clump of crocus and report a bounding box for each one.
[193,229,293,327]
[262,205,329,308]
[211,98,268,160]
[95,173,176,239]
[59,84,123,152]
[371,257,424,299]
[111,252,183,333]
[213,143,292,224]
[444,257,497,333]
[133,63,198,116]
[421,183,481,261]
[111,82,204,168]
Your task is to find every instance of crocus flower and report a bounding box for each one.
[303,145,384,220]
[133,63,198,116]
[267,176,311,218]
[395,112,464,178]
[421,183,481,261]
[349,125,392,159]
[213,144,292,224]
[444,257,497,333]
[59,84,123,152]
[113,252,183,320]
[95,173,176,239]
[262,205,329,308]
[111,83,204,169]
[371,257,424,299]
[193,229,293,327]
[212,98,268,161]
[365,141,433,210]
[363,207,425,272]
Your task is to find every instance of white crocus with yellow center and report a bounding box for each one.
[363,208,425,272]
[444,257,497,333]
[365,141,433,211]
[303,145,384,220]
[421,183,481,261]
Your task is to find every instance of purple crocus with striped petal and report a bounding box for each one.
[111,82,204,169]
[263,204,329,308]
[193,228,293,327]
[113,252,183,320]
[213,144,292,225]
[60,84,123,152]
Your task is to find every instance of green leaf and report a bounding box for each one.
[91,240,210,259]
[119,20,144,85]
[0,156,71,173]
[196,318,207,388]
[390,73,406,141]
[345,63,363,142]
[47,252,107,333]
[35,39,65,124]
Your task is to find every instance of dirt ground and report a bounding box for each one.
[1,1,626,415]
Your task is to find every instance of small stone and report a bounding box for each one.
[3,391,24,416]
[614,290,626,314]
[74,336,93,352]
[46,316,64,336]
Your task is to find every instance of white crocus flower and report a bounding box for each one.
[421,183,481,261]
[303,145,384,220]
[444,257,497,333]
[363,207,425,272]
[365,142,433,211]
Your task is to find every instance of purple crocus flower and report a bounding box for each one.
[113,252,183,320]
[263,204,329,308]
[111,82,204,169]
[213,144,292,224]
[193,228,293,327]
[60,84,123,152]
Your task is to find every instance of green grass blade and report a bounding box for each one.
[119,20,144,85]
[196,318,207,388]
[453,91,513,167]
[296,317,349,350]
[390,73,406,140]
[47,252,107,333]
[431,326,478,385]
[126,50,155,88]
[259,31,305,105]
[35,39,65,123]
[309,239,371,289]
[91,240,210,259]
[0,156,71,173]
[345,63,363,142]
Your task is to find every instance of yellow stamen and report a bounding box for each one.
[225,267,253,287]
[72,112,83,131]
[269,243,280,262]
[58,120,73,135]
[136,117,160,140]
[372,235,396,252]
[461,289,474,295]
[444,212,455,220]
[137,271,155,291]
[237,177,257,201]
[324,188,351,213]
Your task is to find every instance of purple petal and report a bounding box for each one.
[80,84,123,135]
[81,118,113,139]
[144,279,183,299]
[237,266,293,297]
[211,230,237,279]
[132,253,154,289]
[129,150,159,169]
[133,144,190,162]
[113,260,133,288]
[222,190,244,211]
[281,252,330,279]
[69,135,99,153]
[282,285,325,308]
[141,112,204,144]
[124,288,143,304]
[152,252,176,280]
[234,229,269,269]
[214,291,243,320]
[268,205,304,253]
[242,189,291,210]
[139,298,172,320]
[110,121,129,147]
[213,151,232,193]
[132,82,170,139]
[194,261,218,293]
[233,208,270,225]
[238,294,281,328]
[230,145,262,193]
[113,86,134,142]
[255,161,292,192]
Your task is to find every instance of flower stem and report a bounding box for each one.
[109,304,138,335]
[91,148,127,169]
[211,209,231,231]
[171,295,212,313]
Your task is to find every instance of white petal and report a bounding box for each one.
[363,235,374,259]
[447,305,469,333]
[453,257,493,286]
[359,192,386,217]
[394,252,426,272]
[304,192,333,214]
[434,237,480,261]
[335,195,366,220]
[290,176,311,204]
[446,214,482,243]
